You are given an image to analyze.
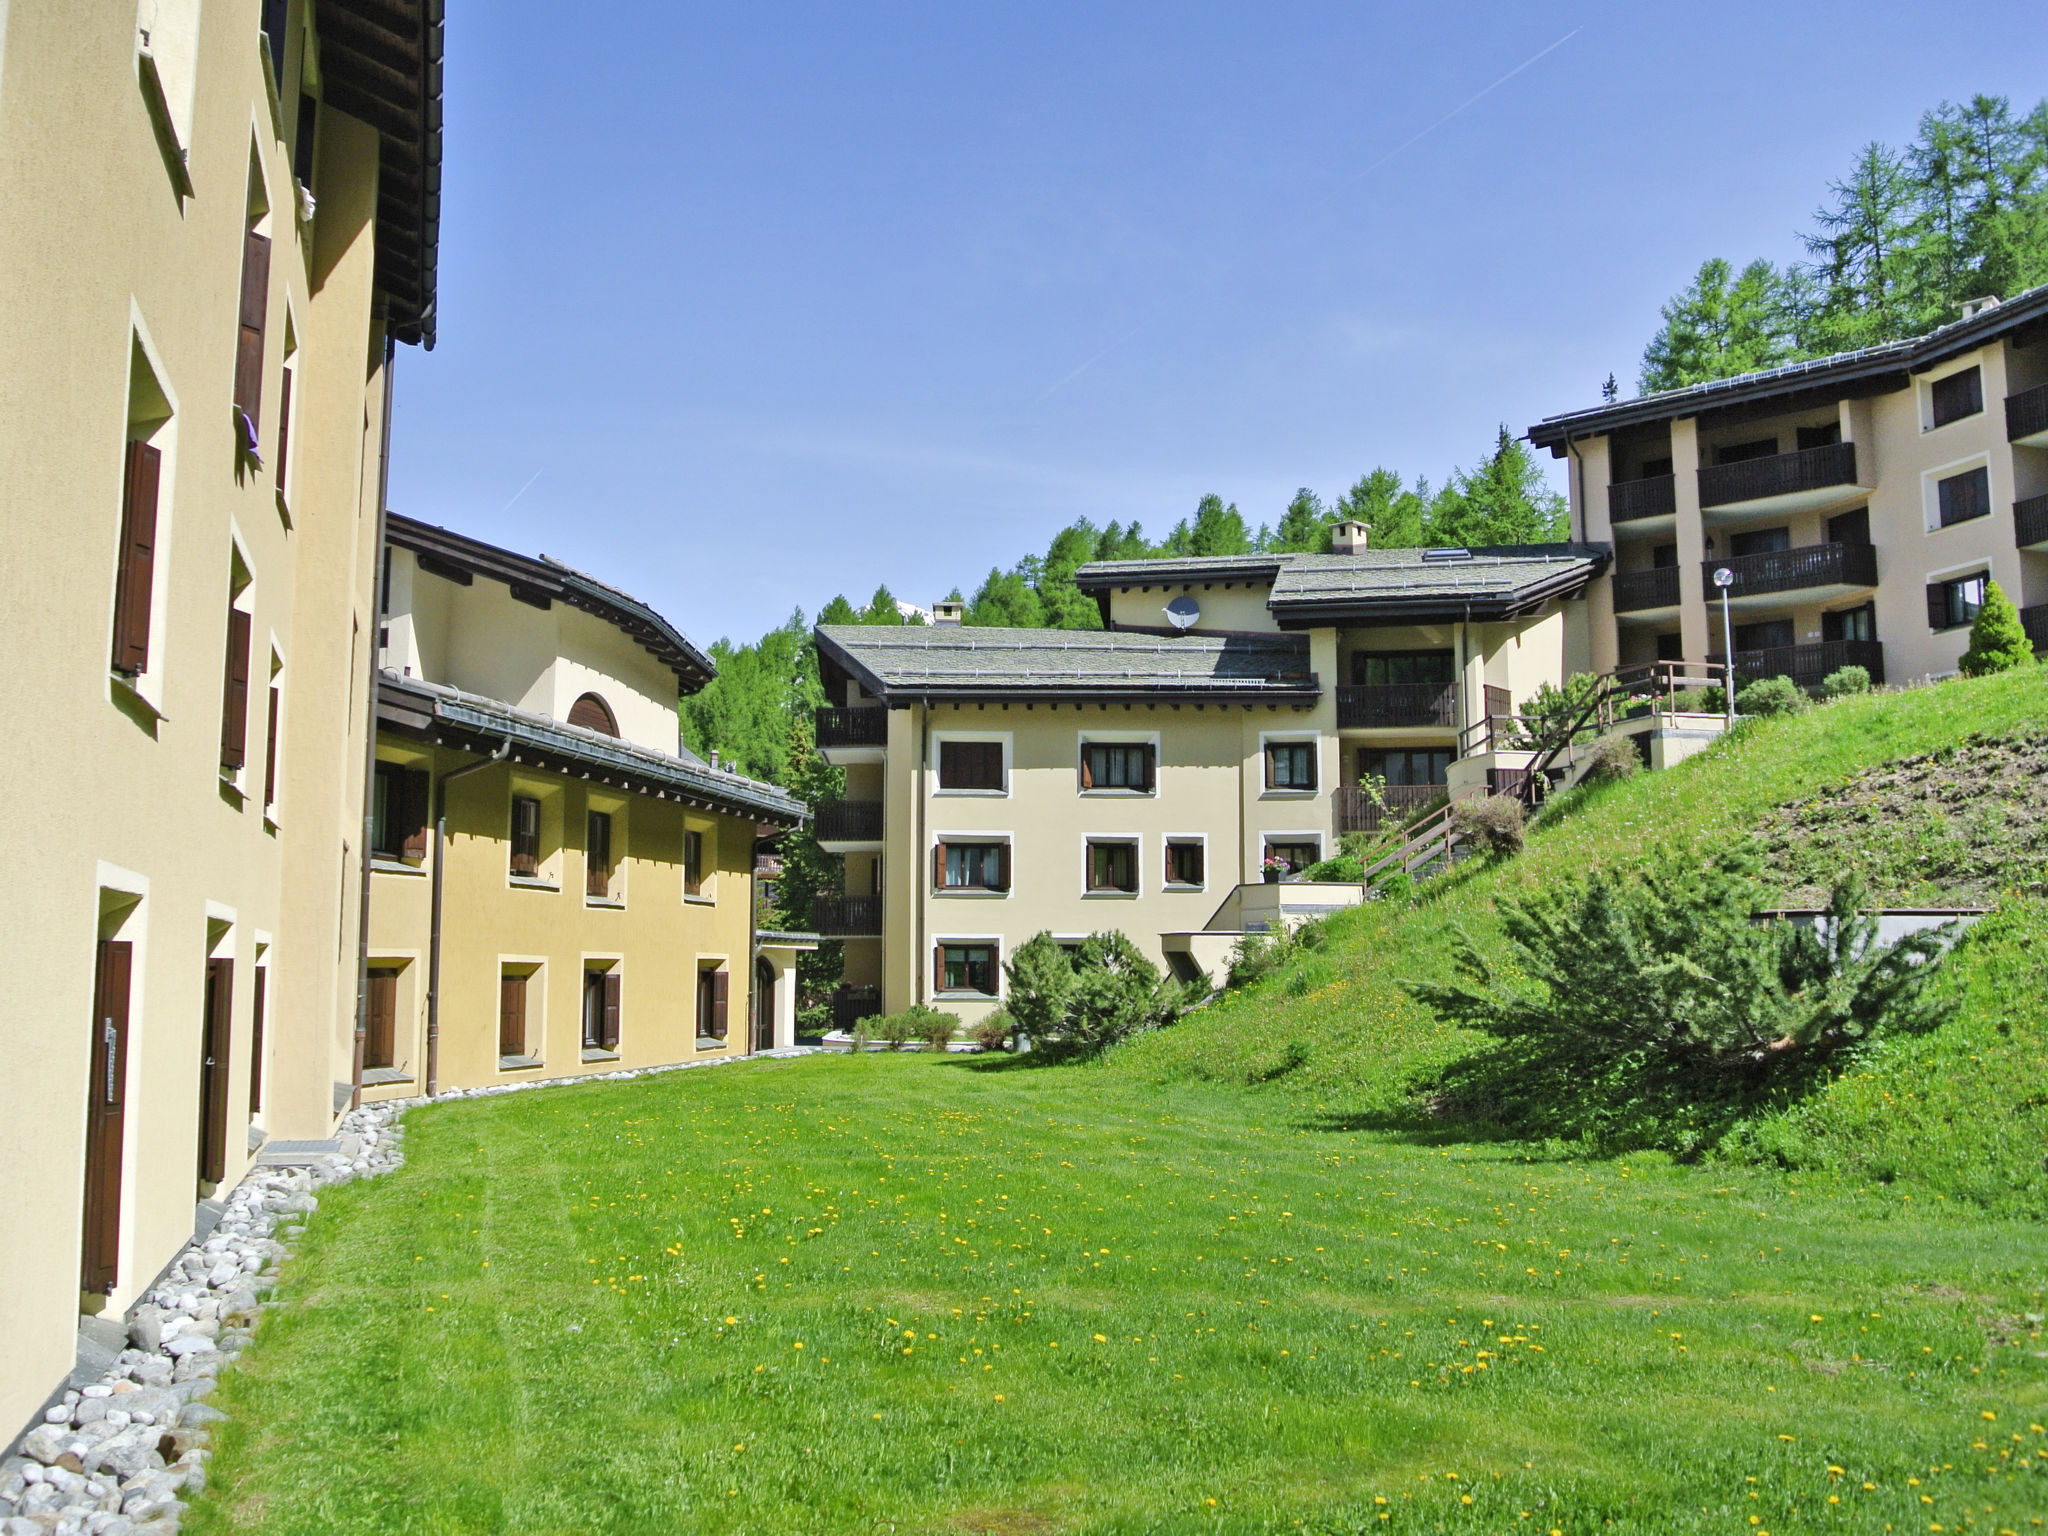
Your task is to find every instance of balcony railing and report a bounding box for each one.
[1612,565,1681,613]
[2016,493,2048,549]
[815,706,889,749]
[1608,473,1676,524]
[831,985,882,1033]
[813,800,884,844]
[2007,381,2048,442]
[1697,441,1859,509]
[811,893,883,937]
[2022,604,2048,656]
[1333,783,1446,833]
[1335,682,1458,729]
[1703,540,1877,598]
[1709,639,1885,691]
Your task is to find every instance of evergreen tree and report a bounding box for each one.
[1801,141,1927,348]
[1640,258,1799,392]
[679,610,820,784]
[1187,494,1253,557]
[1093,521,1151,562]
[1425,427,1569,547]
[1333,467,1429,549]
[1958,578,2036,676]
[765,724,846,1017]
[1268,488,1328,553]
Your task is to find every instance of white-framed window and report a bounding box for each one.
[931,835,1011,895]
[1925,565,1991,632]
[1260,731,1322,795]
[1163,835,1207,890]
[1923,454,1993,532]
[1077,731,1160,795]
[1263,833,1324,875]
[110,314,179,716]
[497,958,545,1069]
[1083,835,1141,897]
[682,819,717,904]
[933,732,1011,795]
[1920,362,1985,432]
[933,937,1002,999]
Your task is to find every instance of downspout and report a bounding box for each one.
[915,700,929,1007]
[351,334,397,1115]
[1564,434,1585,544]
[426,737,512,1096]
[747,823,761,1054]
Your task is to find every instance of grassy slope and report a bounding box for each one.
[1112,669,2048,1216]
[190,1056,2048,1536]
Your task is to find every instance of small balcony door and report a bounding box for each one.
[82,940,133,1294]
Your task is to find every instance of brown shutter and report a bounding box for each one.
[567,693,618,735]
[221,608,252,770]
[247,966,267,1115]
[111,442,161,675]
[198,958,234,1187]
[602,970,622,1048]
[934,945,948,994]
[1080,746,1094,790]
[1140,745,1156,791]
[400,769,431,860]
[81,939,133,1294]
[996,842,1011,891]
[365,968,397,1068]
[710,970,728,1039]
[1926,582,1949,630]
[510,796,539,877]
[932,839,947,888]
[263,683,281,808]
[587,811,611,896]
[273,365,292,492]
[499,973,526,1057]
[234,230,271,427]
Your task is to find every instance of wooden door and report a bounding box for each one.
[365,968,398,1069]
[248,966,267,1115]
[499,973,526,1057]
[754,958,775,1051]
[82,940,132,1294]
[198,958,233,1188]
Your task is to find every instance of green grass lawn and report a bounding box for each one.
[192,1053,2047,1535]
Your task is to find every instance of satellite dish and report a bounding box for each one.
[1164,595,1201,632]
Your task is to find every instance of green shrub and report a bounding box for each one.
[1511,672,1602,747]
[1003,932,1077,1047]
[878,1010,916,1051]
[968,1009,1014,1053]
[850,1019,874,1052]
[1672,684,1727,715]
[1007,929,1190,1057]
[1736,674,1806,716]
[1298,852,1364,881]
[1450,794,1525,857]
[1579,734,1641,785]
[915,1007,961,1052]
[1820,664,1871,697]
[1959,578,2035,676]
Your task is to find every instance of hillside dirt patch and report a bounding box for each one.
[1754,731,2048,906]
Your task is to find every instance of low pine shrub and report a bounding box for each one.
[1450,794,1525,857]
[1579,734,1641,785]
[1959,578,2035,677]
[1820,664,1871,697]
[1005,929,1191,1058]
[968,1009,1014,1053]
[1737,675,1806,717]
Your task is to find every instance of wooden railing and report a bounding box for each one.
[811,893,884,937]
[1698,440,1858,508]
[1612,565,1681,612]
[1708,639,1886,690]
[831,985,882,1033]
[2007,381,2048,442]
[814,800,884,844]
[2021,604,2048,655]
[2015,492,2048,549]
[1333,783,1445,833]
[1608,473,1676,523]
[1702,540,1877,597]
[815,706,889,749]
[1335,682,1458,729]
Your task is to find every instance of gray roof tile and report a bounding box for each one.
[815,624,1314,700]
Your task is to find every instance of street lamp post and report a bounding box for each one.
[1712,566,1737,728]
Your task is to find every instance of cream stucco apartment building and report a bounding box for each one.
[366,517,809,1096]
[810,536,1605,1023]
[1528,285,2048,685]
[0,0,441,1440]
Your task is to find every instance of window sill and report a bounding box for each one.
[1082,889,1140,899]
[932,789,1009,798]
[1927,514,1991,534]
[509,876,561,892]
[580,1048,620,1063]
[274,488,293,531]
[361,1067,413,1087]
[1078,788,1156,798]
[934,887,1009,898]
[1163,882,1206,893]
[586,896,626,910]
[1259,788,1318,800]
[934,991,999,1002]
[497,1055,544,1072]
[137,48,195,199]
[695,1037,730,1051]
[109,672,166,719]
[219,775,247,809]
[372,858,425,877]
[683,893,717,906]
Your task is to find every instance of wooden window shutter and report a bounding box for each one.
[602,971,621,1048]
[567,693,618,735]
[711,969,728,1038]
[510,796,540,876]
[220,609,252,770]
[996,842,1012,891]
[112,441,161,675]
[365,969,397,1069]
[934,945,948,993]
[82,939,133,1293]
[1080,746,1094,790]
[234,230,271,427]
[401,769,431,860]
[274,365,293,492]
[587,811,611,896]
[499,974,525,1057]
[1926,581,1949,630]
[199,958,234,1187]
[1141,744,1156,791]
[263,684,281,808]
[932,839,947,887]
[247,966,267,1115]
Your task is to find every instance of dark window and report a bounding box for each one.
[292,89,318,185]
[1349,650,1454,686]
[1826,506,1871,544]
[936,944,997,996]
[1937,466,1991,528]
[697,968,728,1042]
[274,365,294,495]
[1640,456,1674,479]
[364,967,397,1069]
[260,0,288,79]
[935,841,1009,891]
[1730,526,1791,557]
[499,972,527,1058]
[1822,604,1876,643]
[263,681,281,810]
[583,968,621,1051]
[1716,437,1778,464]
[1930,367,1983,427]
[372,763,429,861]
[683,829,705,896]
[938,740,1005,791]
[1165,840,1205,888]
[1928,573,1987,631]
[234,230,270,435]
[1086,840,1138,893]
[567,693,618,735]
[1651,543,1678,569]
[1265,741,1317,791]
[1359,748,1451,787]
[248,966,267,1115]
[220,607,252,771]
[198,958,233,1190]
[1655,632,1685,662]
[1080,741,1155,791]
[510,794,542,876]
[111,441,161,676]
[1266,841,1321,874]
[586,811,613,898]
[1795,421,1842,451]
[82,938,134,1294]
[1733,619,1795,652]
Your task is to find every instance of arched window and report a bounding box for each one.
[566,692,617,736]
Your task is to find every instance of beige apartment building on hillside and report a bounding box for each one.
[810,536,1605,1024]
[364,517,809,1095]
[1528,284,2048,685]
[0,0,441,1439]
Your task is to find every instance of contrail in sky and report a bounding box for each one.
[498,467,544,516]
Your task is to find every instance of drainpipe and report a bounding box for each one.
[351,334,398,1115]
[426,737,512,1095]
[914,701,929,1008]
[1564,434,1585,544]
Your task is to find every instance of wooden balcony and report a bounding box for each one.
[1335,682,1458,729]
[811,893,883,937]
[813,799,884,847]
[1697,441,1860,512]
[1608,473,1676,524]
[1612,565,1681,613]
[1333,783,1446,833]
[2007,380,2048,446]
[2023,604,2048,656]
[1709,639,1885,691]
[815,706,889,750]
[2015,492,2048,550]
[1703,540,1877,600]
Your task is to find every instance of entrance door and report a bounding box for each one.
[82,939,133,1294]
[364,968,398,1069]
[198,958,233,1190]
[754,957,776,1051]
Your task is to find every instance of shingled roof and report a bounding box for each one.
[814,624,1318,705]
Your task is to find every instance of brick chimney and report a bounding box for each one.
[1331,520,1371,555]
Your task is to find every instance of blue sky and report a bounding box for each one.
[389,0,2048,645]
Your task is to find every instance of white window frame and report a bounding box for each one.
[1918,359,1987,433]
[1162,833,1208,892]
[1921,452,1994,534]
[1080,833,1142,899]
[931,730,1013,798]
[932,934,1004,1001]
[930,832,1012,899]
[1076,729,1161,798]
[1262,831,1325,872]
[1258,730,1324,798]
